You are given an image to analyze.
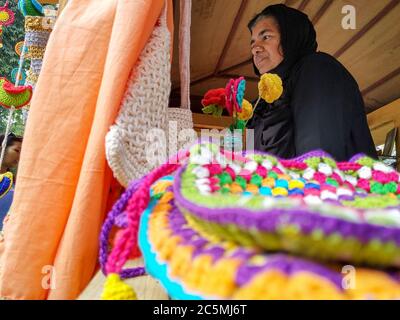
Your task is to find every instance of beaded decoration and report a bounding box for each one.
[0,77,32,109]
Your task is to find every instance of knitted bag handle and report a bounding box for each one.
[102,148,189,276]
[179,0,191,110]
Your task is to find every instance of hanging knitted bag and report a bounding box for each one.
[105,5,171,187]
[167,0,194,153]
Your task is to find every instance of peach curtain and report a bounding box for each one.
[0,0,173,299]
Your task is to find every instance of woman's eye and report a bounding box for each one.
[263,35,271,40]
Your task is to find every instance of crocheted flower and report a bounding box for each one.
[225,77,245,115]
[15,41,26,57]
[237,99,253,121]
[0,77,33,109]
[11,68,27,84]
[18,0,44,17]
[224,79,235,116]
[235,77,246,112]
[201,88,226,107]
[201,88,226,117]
[0,2,15,26]
[258,73,283,103]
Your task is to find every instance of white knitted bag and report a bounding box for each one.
[105,5,171,187]
[167,0,194,152]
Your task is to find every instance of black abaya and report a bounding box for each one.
[246,4,377,161]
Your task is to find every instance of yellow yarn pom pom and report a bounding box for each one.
[101,274,137,300]
[237,99,253,121]
[258,73,283,103]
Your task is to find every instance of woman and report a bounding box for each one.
[246,4,377,161]
[0,133,23,230]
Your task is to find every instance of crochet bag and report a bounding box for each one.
[167,0,194,152]
[105,5,171,187]
[99,142,400,300]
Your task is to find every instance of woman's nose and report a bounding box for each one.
[252,44,263,55]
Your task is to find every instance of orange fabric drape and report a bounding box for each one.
[0,0,173,300]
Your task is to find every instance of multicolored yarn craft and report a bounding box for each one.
[0,172,13,199]
[23,15,54,90]
[11,67,27,84]
[0,2,15,26]
[18,0,44,17]
[100,142,400,300]
[0,77,32,109]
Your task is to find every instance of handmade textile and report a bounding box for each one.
[0,0,173,300]
[0,77,32,109]
[100,142,400,299]
[24,16,53,90]
[106,5,171,187]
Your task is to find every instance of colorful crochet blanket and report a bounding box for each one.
[100,142,400,300]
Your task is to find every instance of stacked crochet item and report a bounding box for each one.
[100,142,400,299]
[24,15,53,90]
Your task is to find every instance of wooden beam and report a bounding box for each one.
[219,73,258,82]
[334,0,400,58]
[312,0,333,25]
[367,98,400,132]
[214,0,249,75]
[297,0,310,11]
[361,66,400,96]
[284,0,299,7]
[367,99,400,161]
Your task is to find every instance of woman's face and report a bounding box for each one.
[250,17,284,74]
[3,141,22,169]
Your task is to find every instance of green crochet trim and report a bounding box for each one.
[184,212,400,267]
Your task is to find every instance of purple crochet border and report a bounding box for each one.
[174,166,400,246]
[166,198,344,290]
[99,178,145,278]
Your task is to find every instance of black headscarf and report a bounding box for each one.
[249,4,318,79]
[246,4,377,161]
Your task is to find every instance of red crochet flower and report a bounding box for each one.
[201,88,226,107]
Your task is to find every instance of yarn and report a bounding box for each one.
[0,77,32,109]
[101,274,137,300]
[106,6,172,187]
